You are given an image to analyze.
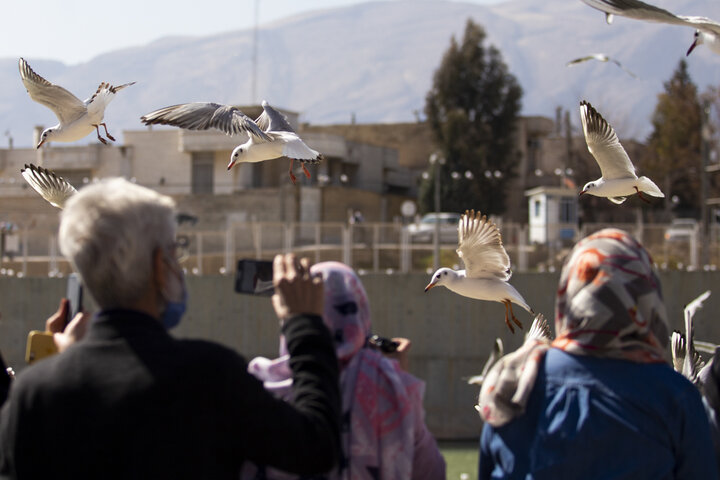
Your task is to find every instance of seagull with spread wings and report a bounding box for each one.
[566,53,638,78]
[141,100,323,184]
[20,164,77,209]
[672,290,710,385]
[19,58,135,148]
[579,100,664,204]
[581,0,720,56]
[424,210,534,333]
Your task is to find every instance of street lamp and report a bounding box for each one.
[429,153,446,271]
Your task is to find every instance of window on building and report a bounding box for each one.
[533,199,541,218]
[192,152,214,194]
[559,197,575,223]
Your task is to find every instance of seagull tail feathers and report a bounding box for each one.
[638,176,665,198]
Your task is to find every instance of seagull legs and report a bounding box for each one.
[92,125,108,145]
[100,123,116,142]
[503,300,523,334]
[634,186,651,204]
[301,162,311,179]
[288,159,297,185]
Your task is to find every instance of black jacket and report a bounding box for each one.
[0,309,340,479]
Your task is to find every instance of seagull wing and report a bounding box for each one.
[254,100,296,133]
[580,100,637,180]
[566,53,608,66]
[20,164,77,209]
[140,102,271,141]
[18,58,86,125]
[525,314,553,342]
[581,0,720,35]
[456,210,511,280]
[671,330,686,373]
[85,81,136,118]
[682,292,708,384]
[684,290,711,323]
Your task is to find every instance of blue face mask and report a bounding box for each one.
[161,256,187,330]
[161,288,186,330]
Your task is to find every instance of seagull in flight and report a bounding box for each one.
[20,164,77,209]
[581,0,720,56]
[424,210,534,333]
[566,53,638,78]
[671,290,710,384]
[19,58,135,148]
[579,100,664,204]
[140,100,324,184]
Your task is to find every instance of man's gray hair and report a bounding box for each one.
[59,178,177,309]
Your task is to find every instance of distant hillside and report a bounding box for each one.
[1,0,719,147]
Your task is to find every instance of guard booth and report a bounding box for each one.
[525,186,578,245]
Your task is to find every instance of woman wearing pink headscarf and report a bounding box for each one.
[478,229,718,479]
[243,261,445,480]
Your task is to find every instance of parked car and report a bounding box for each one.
[664,218,698,242]
[404,212,461,243]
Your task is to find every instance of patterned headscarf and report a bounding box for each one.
[478,228,669,427]
[243,262,423,480]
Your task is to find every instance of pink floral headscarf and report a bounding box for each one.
[478,228,669,427]
[243,262,426,480]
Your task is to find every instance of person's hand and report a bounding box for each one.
[45,299,91,353]
[272,254,323,321]
[384,337,412,371]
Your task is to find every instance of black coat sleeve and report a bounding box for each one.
[231,314,341,474]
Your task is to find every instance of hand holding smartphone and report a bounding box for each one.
[234,259,274,296]
[25,274,84,364]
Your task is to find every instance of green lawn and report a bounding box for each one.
[439,440,478,480]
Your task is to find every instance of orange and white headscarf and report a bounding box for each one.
[478,228,669,427]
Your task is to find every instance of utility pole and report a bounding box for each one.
[251,0,260,104]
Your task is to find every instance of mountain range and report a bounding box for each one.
[1,0,719,148]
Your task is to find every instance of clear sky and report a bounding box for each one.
[2,0,505,65]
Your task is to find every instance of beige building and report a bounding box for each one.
[0,106,419,235]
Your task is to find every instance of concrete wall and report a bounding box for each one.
[0,272,717,439]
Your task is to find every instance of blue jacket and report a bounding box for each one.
[480,348,718,479]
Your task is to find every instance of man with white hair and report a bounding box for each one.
[0,178,341,479]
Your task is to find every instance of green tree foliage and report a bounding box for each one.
[421,19,522,215]
[643,59,702,215]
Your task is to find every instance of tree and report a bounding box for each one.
[643,59,702,216]
[421,19,522,215]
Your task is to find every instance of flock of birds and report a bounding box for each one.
[10,0,720,344]
[17,56,324,190]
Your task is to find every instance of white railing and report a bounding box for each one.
[0,221,717,277]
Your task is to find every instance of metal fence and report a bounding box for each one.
[0,221,716,278]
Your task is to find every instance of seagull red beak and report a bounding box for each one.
[424,282,436,293]
[227,159,235,170]
[579,190,587,197]
[687,39,698,56]
[36,139,45,149]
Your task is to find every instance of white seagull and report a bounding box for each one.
[424,210,534,333]
[140,100,323,184]
[20,164,77,209]
[579,100,664,204]
[671,290,711,384]
[566,53,637,78]
[581,0,720,56]
[19,58,135,148]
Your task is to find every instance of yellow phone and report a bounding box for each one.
[25,331,58,364]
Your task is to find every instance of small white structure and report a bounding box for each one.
[525,186,578,244]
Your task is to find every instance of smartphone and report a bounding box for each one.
[368,335,400,353]
[25,331,58,364]
[65,273,83,326]
[234,259,274,296]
